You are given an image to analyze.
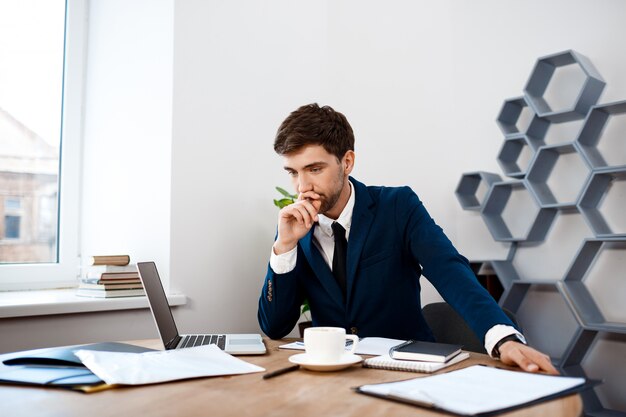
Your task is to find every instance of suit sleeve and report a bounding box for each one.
[257,254,308,339]
[396,187,516,343]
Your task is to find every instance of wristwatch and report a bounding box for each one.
[492,334,526,358]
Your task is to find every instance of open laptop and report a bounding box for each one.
[137,261,266,355]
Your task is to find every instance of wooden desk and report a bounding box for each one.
[0,339,582,417]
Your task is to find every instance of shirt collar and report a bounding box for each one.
[317,180,355,239]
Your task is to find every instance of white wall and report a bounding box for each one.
[81,0,173,284]
[6,0,626,350]
[170,0,330,334]
[170,0,626,335]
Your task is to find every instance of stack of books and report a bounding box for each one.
[363,340,470,373]
[76,255,145,298]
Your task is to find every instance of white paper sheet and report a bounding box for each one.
[75,344,265,385]
[359,365,585,415]
[279,337,405,356]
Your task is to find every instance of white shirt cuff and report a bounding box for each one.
[269,245,297,274]
[484,325,526,359]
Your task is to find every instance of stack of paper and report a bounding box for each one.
[76,344,265,385]
[357,365,586,415]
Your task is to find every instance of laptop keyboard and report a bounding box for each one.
[180,334,226,350]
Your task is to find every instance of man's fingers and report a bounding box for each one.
[297,192,322,217]
[310,199,322,212]
[282,203,316,228]
[298,191,320,201]
[526,349,559,375]
[501,344,559,375]
[506,347,538,372]
[282,205,304,225]
[298,199,320,222]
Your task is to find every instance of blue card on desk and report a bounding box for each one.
[0,366,102,386]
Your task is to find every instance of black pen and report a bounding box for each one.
[262,364,300,379]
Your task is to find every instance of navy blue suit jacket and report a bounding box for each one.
[258,178,514,341]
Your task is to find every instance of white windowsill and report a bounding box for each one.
[0,288,187,318]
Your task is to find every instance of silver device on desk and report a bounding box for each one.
[137,261,266,355]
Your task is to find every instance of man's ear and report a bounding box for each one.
[343,150,355,175]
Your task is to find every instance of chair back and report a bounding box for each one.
[421,302,519,354]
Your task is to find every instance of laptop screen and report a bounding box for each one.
[137,262,179,348]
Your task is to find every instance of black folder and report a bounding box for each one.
[0,342,154,392]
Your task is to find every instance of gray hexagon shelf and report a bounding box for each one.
[577,100,626,170]
[499,281,582,366]
[578,169,626,237]
[490,258,520,290]
[481,180,557,242]
[526,142,592,208]
[561,329,626,416]
[496,134,544,178]
[560,238,626,330]
[458,50,626,416]
[490,208,591,287]
[455,171,501,211]
[496,96,549,139]
[524,50,606,123]
[496,96,532,137]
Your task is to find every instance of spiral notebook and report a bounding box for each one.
[363,351,470,373]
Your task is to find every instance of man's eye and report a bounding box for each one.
[310,167,321,173]
[287,171,297,177]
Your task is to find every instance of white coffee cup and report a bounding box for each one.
[303,327,359,363]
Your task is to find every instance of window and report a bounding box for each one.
[3,197,22,239]
[4,215,21,239]
[0,0,86,290]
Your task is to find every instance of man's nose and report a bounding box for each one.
[297,176,313,194]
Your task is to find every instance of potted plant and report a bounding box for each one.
[274,187,312,337]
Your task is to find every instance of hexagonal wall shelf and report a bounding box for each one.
[496,134,543,178]
[562,330,626,416]
[455,171,501,211]
[458,51,626,416]
[496,96,531,137]
[490,258,520,290]
[526,142,591,208]
[580,332,626,415]
[481,180,557,242]
[577,100,626,170]
[561,238,626,330]
[524,50,605,122]
[492,209,593,284]
[496,96,550,138]
[578,169,626,237]
[499,281,581,365]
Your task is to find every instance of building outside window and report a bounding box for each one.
[0,0,85,290]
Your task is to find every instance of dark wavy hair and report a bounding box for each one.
[274,103,355,160]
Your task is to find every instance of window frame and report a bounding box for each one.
[0,0,87,291]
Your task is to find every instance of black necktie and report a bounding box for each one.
[332,222,348,297]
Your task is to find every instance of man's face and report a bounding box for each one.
[282,145,350,215]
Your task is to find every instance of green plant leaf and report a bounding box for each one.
[300,299,310,315]
[276,186,295,198]
[274,198,294,208]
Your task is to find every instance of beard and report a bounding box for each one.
[318,168,345,214]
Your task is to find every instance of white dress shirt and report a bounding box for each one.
[270,180,523,357]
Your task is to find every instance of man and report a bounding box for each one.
[258,103,557,374]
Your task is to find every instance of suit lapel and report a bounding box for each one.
[346,178,375,304]
[300,225,344,308]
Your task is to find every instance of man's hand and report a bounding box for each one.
[274,191,321,254]
[498,341,559,375]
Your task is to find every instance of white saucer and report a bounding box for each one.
[288,353,363,371]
